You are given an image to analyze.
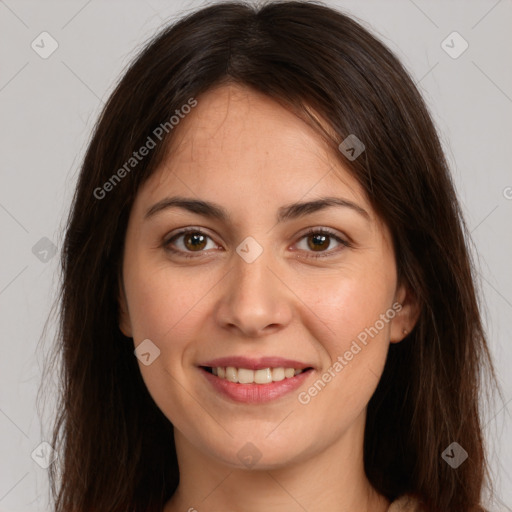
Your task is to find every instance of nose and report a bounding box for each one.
[213,242,293,339]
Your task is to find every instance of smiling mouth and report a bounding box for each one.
[200,366,314,384]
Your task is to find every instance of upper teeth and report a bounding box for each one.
[212,366,304,384]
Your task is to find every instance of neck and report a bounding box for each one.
[163,411,390,512]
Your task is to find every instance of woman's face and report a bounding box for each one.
[119,83,413,470]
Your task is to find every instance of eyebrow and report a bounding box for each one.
[144,195,370,223]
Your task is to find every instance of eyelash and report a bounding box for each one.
[163,227,351,260]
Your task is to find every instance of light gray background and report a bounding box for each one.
[0,0,511,510]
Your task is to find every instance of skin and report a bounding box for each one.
[118,83,420,512]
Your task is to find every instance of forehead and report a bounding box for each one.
[137,83,371,221]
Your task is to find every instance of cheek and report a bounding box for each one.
[124,265,213,426]
[125,262,212,346]
[292,269,396,414]
[299,268,396,355]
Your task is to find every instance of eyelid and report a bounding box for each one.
[292,227,351,258]
[162,226,220,255]
[163,226,351,259]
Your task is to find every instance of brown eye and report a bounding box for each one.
[182,232,208,251]
[164,229,217,258]
[295,228,350,258]
[306,232,330,252]
[164,227,350,260]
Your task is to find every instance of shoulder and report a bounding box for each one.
[387,494,424,512]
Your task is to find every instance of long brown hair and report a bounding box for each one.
[41,1,498,510]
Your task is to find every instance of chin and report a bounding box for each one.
[204,437,310,471]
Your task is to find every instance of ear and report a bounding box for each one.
[118,277,133,338]
[389,281,421,343]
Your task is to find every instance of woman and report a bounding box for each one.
[44,1,498,511]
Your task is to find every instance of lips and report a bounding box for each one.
[198,356,315,403]
[199,356,313,371]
